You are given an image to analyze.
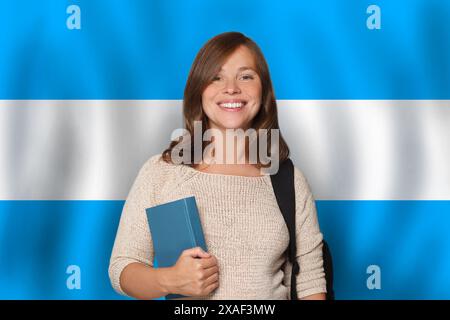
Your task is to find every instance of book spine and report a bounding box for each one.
[186,197,207,252]
[183,198,197,248]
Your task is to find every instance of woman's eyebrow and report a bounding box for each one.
[219,66,256,72]
[237,66,255,72]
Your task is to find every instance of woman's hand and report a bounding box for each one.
[168,247,220,297]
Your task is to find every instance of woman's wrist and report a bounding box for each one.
[155,266,177,295]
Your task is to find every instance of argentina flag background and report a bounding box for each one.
[0,0,449,300]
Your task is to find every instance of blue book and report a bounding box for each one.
[146,196,207,299]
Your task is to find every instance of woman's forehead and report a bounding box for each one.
[219,49,257,72]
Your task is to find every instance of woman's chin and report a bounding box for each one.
[218,122,250,131]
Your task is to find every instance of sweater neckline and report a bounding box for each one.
[180,164,271,180]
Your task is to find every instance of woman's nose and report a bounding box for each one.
[223,79,241,94]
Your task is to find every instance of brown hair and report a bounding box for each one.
[162,31,289,168]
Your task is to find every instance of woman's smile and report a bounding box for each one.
[217,99,247,112]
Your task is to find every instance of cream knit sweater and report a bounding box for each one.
[109,154,326,300]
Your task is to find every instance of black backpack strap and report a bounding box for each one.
[322,240,335,300]
[270,158,299,300]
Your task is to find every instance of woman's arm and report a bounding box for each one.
[293,167,328,299]
[120,263,172,300]
[109,156,220,299]
[300,293,326,300]
[120,248,220,299]
[109,157,159,296]
[111,216,220,300]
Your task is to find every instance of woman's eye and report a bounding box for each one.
[240,74,254,80]
[212,76,221,81]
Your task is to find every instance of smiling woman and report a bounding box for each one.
[108,32,327,300]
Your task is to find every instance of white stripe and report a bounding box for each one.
[0,100,449,200]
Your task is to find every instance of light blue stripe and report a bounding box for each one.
[0,0,449,99]
[0,200,449,299]
[0,201,127,299]
[318,200,450,299]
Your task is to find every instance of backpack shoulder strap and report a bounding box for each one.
[270,158,300,300]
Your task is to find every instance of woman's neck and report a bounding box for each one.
[204,126,254,165]
[195,127,263,176]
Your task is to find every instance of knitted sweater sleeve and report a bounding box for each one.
[108,156,159,296]
[293,166,327,299]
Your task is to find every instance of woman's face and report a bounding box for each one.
[202,45,262,132]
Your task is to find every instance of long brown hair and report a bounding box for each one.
[162,31,289,168]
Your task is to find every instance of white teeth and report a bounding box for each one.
[219,102,244,108]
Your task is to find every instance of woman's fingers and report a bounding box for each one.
[203,271,220,288]
[202,265,219,279]
[199,255,218,269]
